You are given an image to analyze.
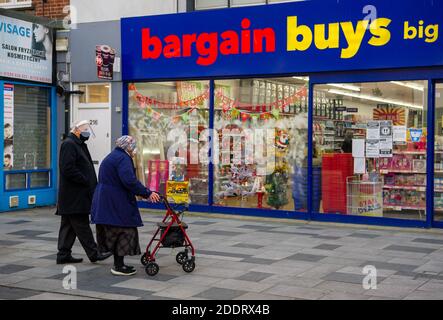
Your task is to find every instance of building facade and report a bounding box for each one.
[3,0,443,230]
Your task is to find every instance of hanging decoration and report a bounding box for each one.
[130,83,307,123]
[215,86,307,120]
[134,90,210,109]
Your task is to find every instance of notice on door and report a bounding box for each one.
[366,139,380,158]
[366,121,380,140]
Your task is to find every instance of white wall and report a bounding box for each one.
[71,0,178,23]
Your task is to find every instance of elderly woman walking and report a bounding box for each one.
[91,136,161,276]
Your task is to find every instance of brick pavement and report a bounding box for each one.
[1,207,443,300]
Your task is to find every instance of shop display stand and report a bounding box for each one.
[379,144,427,219]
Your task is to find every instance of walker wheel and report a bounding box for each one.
[140,252,150,266]
[176,251,187,265]
[145,262,159,276]
[182,260,195,273]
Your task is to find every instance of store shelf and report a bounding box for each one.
[383,205,426,211]
[380,170,425,174]
[383,185,426,191]
[393,150,426,155]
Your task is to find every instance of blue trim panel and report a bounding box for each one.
[427,80,435,228]
[208,79,215,206]
[307,80,313,221]
[122,82,129,135]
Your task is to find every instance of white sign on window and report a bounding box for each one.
[0,14,53,83]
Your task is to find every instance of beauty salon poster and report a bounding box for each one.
[3,84,14,169]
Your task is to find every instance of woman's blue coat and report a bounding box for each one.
[91,147,151,227]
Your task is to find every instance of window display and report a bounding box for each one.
[314,80,428,220]
[128,81,210,205]
[214,77,309,211]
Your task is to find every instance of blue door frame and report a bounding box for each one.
[0,80,58,212]
[123,66,443,229]
[433,79,443,228]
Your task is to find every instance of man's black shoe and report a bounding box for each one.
[56,256,84,264]
[90,251,113,263]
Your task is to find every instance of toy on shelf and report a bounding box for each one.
[146,160,169,194]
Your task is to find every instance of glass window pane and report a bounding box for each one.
[5,173,27,190]
[314,80,427,221]
[78,85,87,103]
[87,84,110,103]
[231,0,266,7]
[3,84,51,171]
[196,0,228,10]
[214,77,309,211]
[269,0,304,3]
[434,83,443,221]
[128,81,210,205]
[30,171,50,188]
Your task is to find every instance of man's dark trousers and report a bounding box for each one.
[57,214,98,260]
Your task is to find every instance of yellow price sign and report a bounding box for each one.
[166,181,189,204]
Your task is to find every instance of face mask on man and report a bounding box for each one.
[80,131,91,141]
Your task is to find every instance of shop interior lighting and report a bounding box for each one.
[325,83,361,92]
[390,81,425,92]
[328,88,423,109]
[292,76,309,82]
[292,77,360,92]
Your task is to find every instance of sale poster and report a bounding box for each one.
[373,105,406,125]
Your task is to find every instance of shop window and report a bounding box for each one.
[231,0,266,7]
[78,84,110,104]
[0,0,32,9]
[214,77,309,211]
[128,81,210,205]
[30,171,51,188]
[434,83,443,222]
[3,84,51,171]
[313,80,428,220]
[195,0,228,10]
[268,0,303,3]
[5,173,26,190]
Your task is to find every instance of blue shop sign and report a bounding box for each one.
[121,0,443,80]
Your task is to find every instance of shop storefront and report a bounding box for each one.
[121,0,443,228]
[0,13,57,212]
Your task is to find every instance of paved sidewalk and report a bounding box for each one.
[1,207,443,300]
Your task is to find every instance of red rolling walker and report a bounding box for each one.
[140,196,195,276]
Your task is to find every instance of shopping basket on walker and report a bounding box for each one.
[140,181,195,276]
[346,176,383,217]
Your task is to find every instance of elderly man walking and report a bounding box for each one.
[56,120,112,264]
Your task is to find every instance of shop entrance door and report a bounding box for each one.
[433,81,443,226]
[72,83,111,174]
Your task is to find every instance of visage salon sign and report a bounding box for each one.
[0,15,53,83]
[121,0,443,80]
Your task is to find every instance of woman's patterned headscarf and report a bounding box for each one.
[116,135,137,153]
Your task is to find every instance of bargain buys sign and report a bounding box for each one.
[121,0,443,81]
[0,14,53,83]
